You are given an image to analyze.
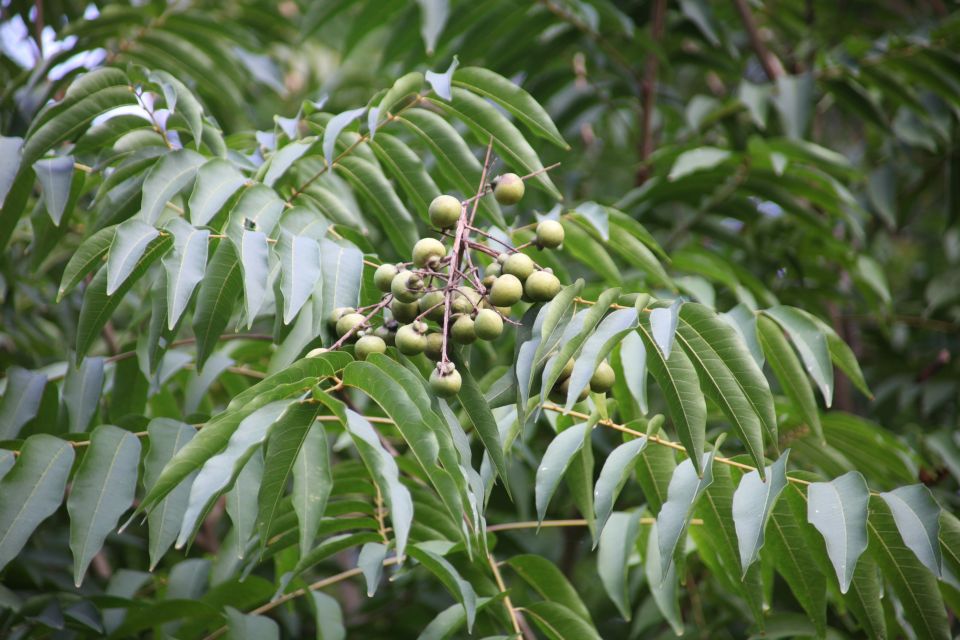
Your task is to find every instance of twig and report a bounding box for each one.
[487,552,530,640]
[637,0,667,185]
[732,0,785,81]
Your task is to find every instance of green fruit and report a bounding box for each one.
[335,312,367,338]
[391,299,420,323]
[328,307,355,328]
[485,262,502,278]
[356,335,387,360]
[451,315,476,344]
[502,253,535,280]
[474,309,504,340]
[496,253,509,265]
[489,274,523,307]
[482,274,497,289]
[589,360,616,393]
[392,270,424,302]
[452,288,481,314]
[536,220,565,249]
[412,238,446,268]
[430,367,462,397]
[559,377,589,402]
[429,194,462,228]
[396,322,428,355]
[493,173,524,205]
[419,290,445,320]
[374,263,399,292]
[374,324,396,346]
[559,357,574,379]
[524,270,561,301]
[424,332,445,360]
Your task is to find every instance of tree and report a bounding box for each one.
[0,1,957,638]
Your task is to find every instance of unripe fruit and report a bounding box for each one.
[412,238,446,268]
[424,332,445,360]
[503,253,535,281]
[430,367,462,397]
[452,288,481,314]
[536,220,565,249]
[391,299,420,323]
[306,347,328,358]
[489,274,523,307]
[482,275,497,289]
[336,312,367,338]
[493,173,524,205]
[589,360,616,393]
[559,357,575,379]
[485,262,502,278]
[374,263,399,292]
[559,377,589,402]
[374,324,396,346]
[429,194,462,229]
[451,315,477,344]
[392,270,424,303]
[496,253,509,265]
[474,309,504,340]
[328,307,355,328]
[419,290,445,320]
[396,322,428,355]
[524,270,561,301]
[355,335,387,360]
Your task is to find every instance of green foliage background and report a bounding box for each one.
[0,0,958,638]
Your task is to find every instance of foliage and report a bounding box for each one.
[0,0,958,638]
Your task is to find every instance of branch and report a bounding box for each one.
[732,0,785,81]
[637,0,667,185]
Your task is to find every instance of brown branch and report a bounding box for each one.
[732,0,785,81]
[637,0,667,185]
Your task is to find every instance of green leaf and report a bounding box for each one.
[757,315,823,441]
[225,448,262,560]
[453,67,568,148]
[264,139,313,187]
[414,0,449,54]
[137,149,206,225]
[594,437,648,538]
[311,591,345,640]
[451,355,508,490]
[34,155,75,225]
[0,435,75,572]
[67,425,140,587]
[0,136,23,206]
[429,88,561,199]
[800,311,871,398]
[868,496,950,640]
[335,156,417,255]
[668,147,731,181]
[58,225,117,301]
[772,73,813,140]
[535,422,589,523]
[358,542,388,597]
[377,71,424,120]
[0,367,47,440]
[408,545,477,631]
[278,231,321,324]
[76,235,171,362]
[188,158,246,226]
[522,601,602,640]
[763,306,833,407]
[192,239,242,368]
[854,255,891,305]
[143,418,196,570]
[598,510,641,620]
[163,218,209,330]
[649,300,681,358]
[505,555,592,624]
[565,308,638,409]
[237,229,270,328]
[106,219,160,295]
[644,522,684,635]
[316,238,363,345]
[226,184,285,243]
[675,303,776,474]
[149,69,204,149]
[807,471,869,593]
[323,106,367,167]
[416,596,501,640]
[285,420,335,558]
[425,57,458,100]
[63,356,104,433]
[225,607,279,640]
[732,450,790,575]
[369,132,440,218]
[878,484,941,577]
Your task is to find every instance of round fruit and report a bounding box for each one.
[396,323,428,355]
[328,307,355,328]
[374,263,399,292]
[306,347,328,358]
[559,357,574,379]
[374,324,396,346]
[524,270,561,302]
[451,315,477,344]
[412,238,446,268]
[424,332,445,360]
[489,274,523,307]
[452,288,481,314]
[589,360,616,393]
[355,335,387,360]
[559,377,589,402]
[485,262,502,278]
[430,367,462,397]
[336,312,367,338]
[493,173,524,205]
[536,220,565,249]
[474,309,504,340]
[392,270,424,303]
[502,253,535,280]
[482,275,497,289]
[391,299,420,323]
[419,290,445,320]
[497,253,509,265]
[429,194,462,229]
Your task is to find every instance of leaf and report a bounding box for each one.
[34,155,75,225]
[565,307,638,409]
[264,140,314,187]
[721,304,763,367]
[522,601,602,640]
[291,423,333,559]
[675,303,776,474]
[237,229,270,327]
[425,57,459,100]
[137,149,206,225]
[334,156,417,255]
[0,367,47,440]
[163,218,209,330]
[63,356,104,433]
[763,306,834,407]
[408,545,477,631]
[417,596,501,640]
[192,239,242,368]
[149,69,204,149]
[617,331,648,414]
[226,607,279,640]
[0,137,23,206]
[594,437,648,538]
[311,591,346,640]
[668,147,731,180]
[58,225,117,301]
[358,542,388,597]
[868,496,950,640]
[855,255,891,305]
[807,471,870,593]
[451,355,508,490]
[732,450,790,575]
[143,418,196,570]
[278,231,321,324]
[505,555,592,624]
[369,132,440,217]
[756,315,823,442]
[225,449,262,559]
[226,184,285,242]
[878,484,941,577]
[377,71,424,119]
[453,67,567,148]
[414,0,449,54]
[598,510,641,620]
[323,106,367,167]
[0,435,75,572]
[106,219,160,295]
[188,158,246,226]
[535,422,589,523]
[317,238,363,344]
[67,425,140,586]
[800,311,871,398]
[429,88,561,199]
[649,299,682,358]
[773,73,813,140]
[644,522,684,634]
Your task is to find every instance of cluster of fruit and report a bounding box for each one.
[547,356,616,403]
[323,172,567,398]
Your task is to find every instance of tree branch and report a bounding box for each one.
[637,0,667,185]
[732,0,785,81]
